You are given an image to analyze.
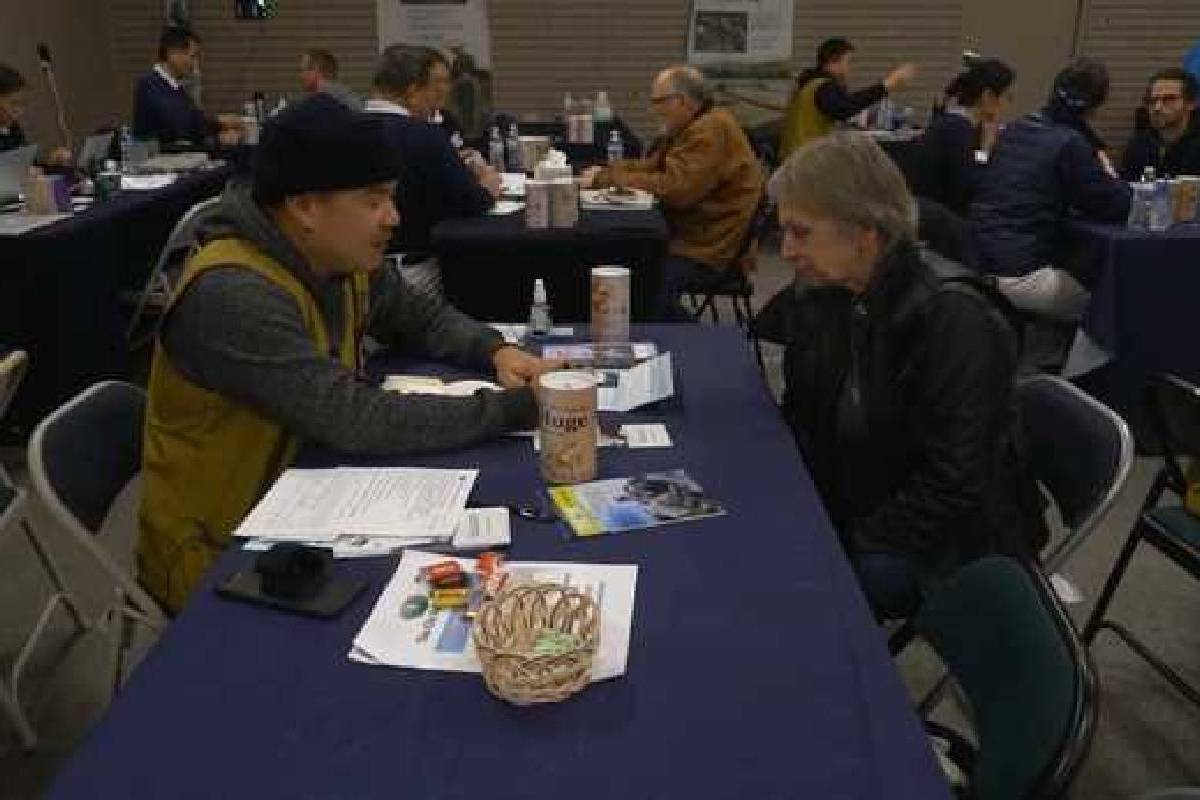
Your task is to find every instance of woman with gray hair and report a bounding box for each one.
[772,131,1046,619]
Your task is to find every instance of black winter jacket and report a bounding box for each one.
[779,242,1048,575]
[1121,123,1200,180]
[971,108,1131,276]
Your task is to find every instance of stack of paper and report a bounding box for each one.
[350,550,638,681]
[235,467,478,553]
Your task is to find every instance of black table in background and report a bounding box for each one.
[432,208,669,323]
[1068,220,1200,443]
[0,166,233,434]
[474,116,644,167]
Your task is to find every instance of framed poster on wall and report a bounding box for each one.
[377,0,491,68]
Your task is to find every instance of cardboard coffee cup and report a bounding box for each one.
[591,266,631,343]
[526,179,550,229]
[538,371,598,484]
[549,178,579,228]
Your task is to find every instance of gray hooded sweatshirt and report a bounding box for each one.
[160,179,537,455]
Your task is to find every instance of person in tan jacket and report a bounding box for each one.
[581,66,764,319]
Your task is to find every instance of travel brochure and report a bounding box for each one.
[549,469,726,537]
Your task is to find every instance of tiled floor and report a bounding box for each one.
[0,251,1197,798]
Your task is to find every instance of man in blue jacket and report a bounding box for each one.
[971,59,1131,320]
[132,25,241,145]
[365,45,499,295]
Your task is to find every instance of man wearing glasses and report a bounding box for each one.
[580,66,763,320]
[1122,68,1200,179]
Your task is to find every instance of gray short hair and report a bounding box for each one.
[662,65,709,104]
[768,131,917,243]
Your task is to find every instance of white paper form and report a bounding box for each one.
[618,423,673,448]
[351,550,638,681]
[234,468,477,543]
[598,352,674,412]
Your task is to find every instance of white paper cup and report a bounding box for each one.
[590,266,631,343]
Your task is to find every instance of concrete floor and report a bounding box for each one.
[0,250,1197,798]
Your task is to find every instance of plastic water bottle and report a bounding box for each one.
[1149,179,1173,232]
[528,278,552,337]
[487,126,506,172]
[594,90,613,123]
[607,129,623,164]
[505,122,522,172]
[1127,182,1151,230]
[118,125,134,171]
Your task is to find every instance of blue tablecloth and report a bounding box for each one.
[0,166,233,433]
[48,326,948,800]
[1071,221,1200,438]
[433,208,669,322]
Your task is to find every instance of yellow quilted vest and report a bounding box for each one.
[138,237,368,612]
[779,76,834,160]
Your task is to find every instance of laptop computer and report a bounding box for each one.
[76,132,115,170]
[0,145,38,206]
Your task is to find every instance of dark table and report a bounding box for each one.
[0,166,232,433]
[433,208,670,323]
[1069,221,1200,440]
[48,325,949,800]
[478,115,644,167]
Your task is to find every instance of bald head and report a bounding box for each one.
[651,65,708,134]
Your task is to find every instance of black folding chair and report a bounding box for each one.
[1082,373,1200,708]
[682,192,773,370]
[917,557,1097,800]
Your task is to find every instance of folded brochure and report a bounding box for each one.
[549,469,725,537]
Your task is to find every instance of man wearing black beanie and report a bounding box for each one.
[138,94,554,612]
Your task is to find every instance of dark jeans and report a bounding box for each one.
[660,254,721,322]
[852,551,924,621]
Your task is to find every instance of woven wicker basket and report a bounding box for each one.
[472,582,600,705]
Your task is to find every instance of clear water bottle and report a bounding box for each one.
[528,278,552,336]
[1149,179,1173,232]
[505,122,522,172]
[487,126,506,172]
[594,90,613,123]
[118,124,134,171]
[607,129,623,164]
[1127,182,1151,230]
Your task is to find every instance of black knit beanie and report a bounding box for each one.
[253,93,402,205]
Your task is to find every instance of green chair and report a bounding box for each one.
[916,557,1097,800]
[1082,373,1200,708]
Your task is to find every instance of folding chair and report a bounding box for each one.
[917,557,1097,800]
[1017,374,1134,571]
[1082,373,1200,708]
[682,192,772,370]
[889,374,1132,655]
[26,381,168,700]
[0,474,89,750]
[124,195,222,345]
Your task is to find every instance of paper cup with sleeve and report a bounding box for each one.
[590,265,631,343]
[525,179,550,229]
[538,371,598,484]
[549,178,579,228]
